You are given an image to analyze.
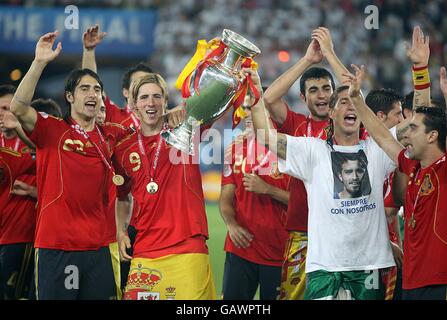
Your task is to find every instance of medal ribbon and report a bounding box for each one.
[0,134,20,152]
[136,124,167,183]
[70,121,118,178]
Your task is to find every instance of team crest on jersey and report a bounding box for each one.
[420,174,434,196]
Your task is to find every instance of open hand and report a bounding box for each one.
[83,24,107,50]
[35,31,62,64]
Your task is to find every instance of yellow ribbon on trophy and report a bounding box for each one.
[175,39,221,90]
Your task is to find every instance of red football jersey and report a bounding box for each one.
[113,131,209,258]
[104,96,140,130]
[27,112,130,250]
[276,107,329,232]
[0,139,36,244]
[398,149,447,289]
[221,135,289,266]
[383,172,400,244]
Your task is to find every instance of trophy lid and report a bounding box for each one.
[222,29,261,58]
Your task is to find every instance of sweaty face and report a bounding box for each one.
[330,90,360,136]
[135,83,165,128]
[69,75,102,121]
[303,78,333,121]
[338,160,366,196]
[0,94,13,133]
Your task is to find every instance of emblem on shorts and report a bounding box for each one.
[123,263,163,300]
[165,286,176,300]
[136,292,160,300]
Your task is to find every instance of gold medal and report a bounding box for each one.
[408,215,416,230]
[112,174,125,186]
[146,181,159,194]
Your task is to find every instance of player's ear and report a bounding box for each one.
[66,91,74,104]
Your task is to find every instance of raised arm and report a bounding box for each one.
[82,24,107,73]
[312,27,350,84]
[263,39,323,125]
[244,68,288,160]
[344,65,404,164]
[440,66,447,107]
[10,31,62,132]
[406,26,431,109]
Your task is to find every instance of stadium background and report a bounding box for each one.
[0,0,446,296]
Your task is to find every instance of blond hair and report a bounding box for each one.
[132,73,169,105]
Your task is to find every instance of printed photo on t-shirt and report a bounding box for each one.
[331,150,371,199]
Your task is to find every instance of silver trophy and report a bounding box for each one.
[161,29,261,155]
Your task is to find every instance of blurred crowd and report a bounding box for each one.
[3,0,447,113]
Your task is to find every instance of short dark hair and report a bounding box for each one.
[64,69,103,121]
[299,67,335,96]
[332,151,368,175]
[415,106,447,151]
[401,91,414,112]
[0,85,16,98]
[122,62,154,90]
[31,98,62,118]
[365,88,402,116]
[430,98,446,111]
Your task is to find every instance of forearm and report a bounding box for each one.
[116,196,132,235]
[11,60,46,117]
[326,50,349,84]
[82,48,97,73]
[265,185,289,205]
[413,87,430,109]
[251,99,273,145]
[264,58,312,105]
[412,64,431,109]
[351,95,403,163]
[219,201,238,226]
[14,126,36,150]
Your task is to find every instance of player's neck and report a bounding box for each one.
[71,113,95,132]
[310,114,328,122]
[2,130,17,139]
[140,122,163,137]
[420,147,445,168]
[333,131,359,146]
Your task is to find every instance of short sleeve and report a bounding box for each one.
[26,112,63,149]
[278,135,314,182]
[398,149,418,176]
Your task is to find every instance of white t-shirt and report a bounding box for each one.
[278,135,396,273]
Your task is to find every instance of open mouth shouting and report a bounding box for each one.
[84,100,97,112]
[344,113,357,126]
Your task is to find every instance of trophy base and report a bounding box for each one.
[161,122,196,156]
